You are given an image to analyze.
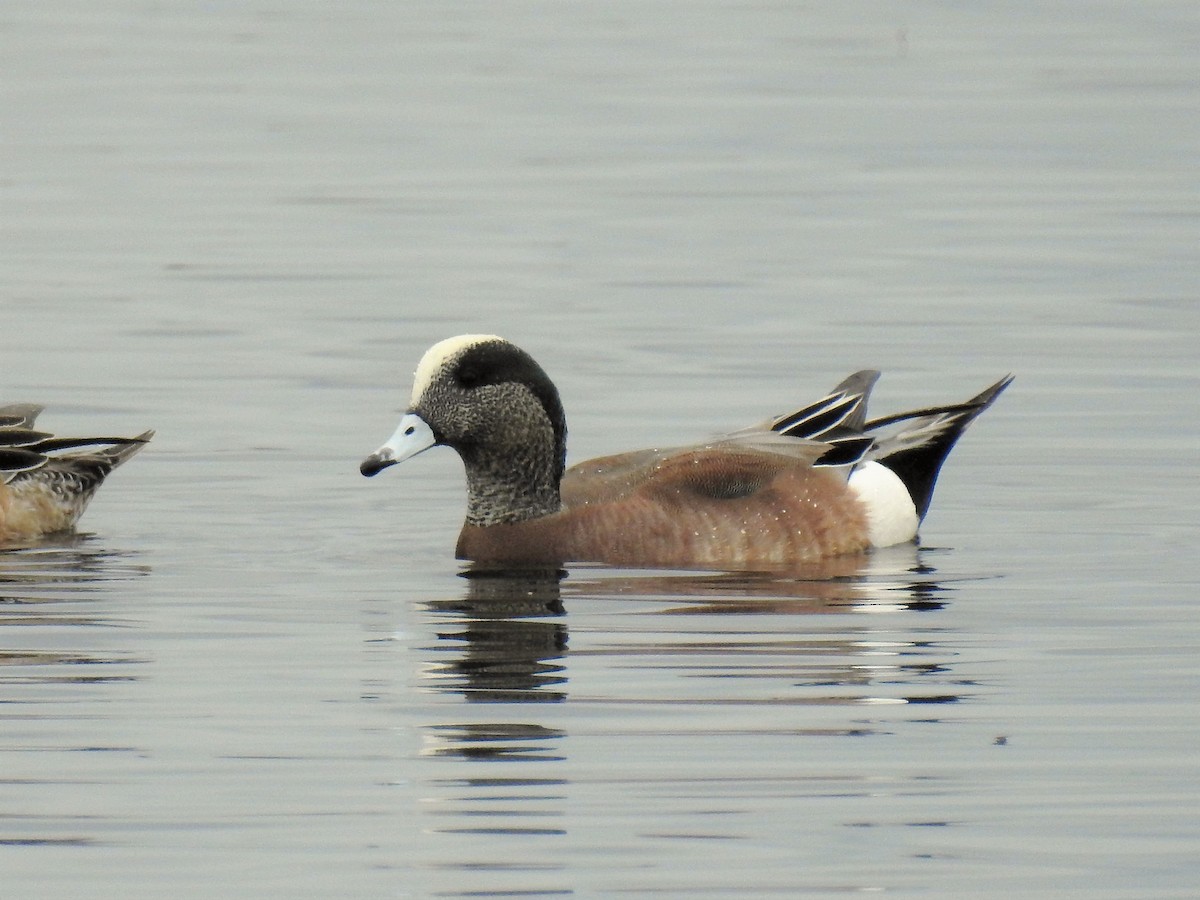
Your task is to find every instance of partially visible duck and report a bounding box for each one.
[360,335,1010,570]
[0,404,152,543]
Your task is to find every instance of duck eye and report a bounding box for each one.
[457,366,481,388]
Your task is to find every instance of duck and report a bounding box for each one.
[360,335,1010,570]
[0,404,153,543]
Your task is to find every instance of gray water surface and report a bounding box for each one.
[3,2,1198,897]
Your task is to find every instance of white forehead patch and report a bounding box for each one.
[409,334,505,405]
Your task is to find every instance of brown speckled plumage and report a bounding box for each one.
[458,451,870,567]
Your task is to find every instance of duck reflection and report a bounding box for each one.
[561,544,947,615]
[418,545,963,710]
[421,567,569,703]
[1,536,149,612]
[414,548,978,893]
[555,546,969,709]
[416,569,571,868]
[421,722,566,763]
[0,538,150,684]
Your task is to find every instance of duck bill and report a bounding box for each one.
[360,413,437,477]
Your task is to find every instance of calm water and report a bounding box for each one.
[3,2,1198,897]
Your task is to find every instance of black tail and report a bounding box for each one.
[869,376,1013,520]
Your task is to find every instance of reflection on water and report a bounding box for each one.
[412,549,982,895]
[417,547,974,712]
[423,568,569,703]
[0,540,148,657]
[0,540,149,848]
[564,544,951,615]
[1,534,148,591]
[422,723,567,763]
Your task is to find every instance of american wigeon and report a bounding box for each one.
[0,404,152,543]
[361,335,1010,570]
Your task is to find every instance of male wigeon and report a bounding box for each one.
[361,335,1010,570]
[0,404,152,543]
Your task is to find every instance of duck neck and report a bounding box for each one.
[461,430,565,527]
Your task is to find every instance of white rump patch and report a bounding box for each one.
[410,334,504,405]
[848,461,920,548]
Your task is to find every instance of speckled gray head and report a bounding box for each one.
[360,335,568,526]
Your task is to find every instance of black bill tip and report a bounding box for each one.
[360,453,395,477]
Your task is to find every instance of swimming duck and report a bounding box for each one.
[0,404,152,543]
[361,335,1009,569]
